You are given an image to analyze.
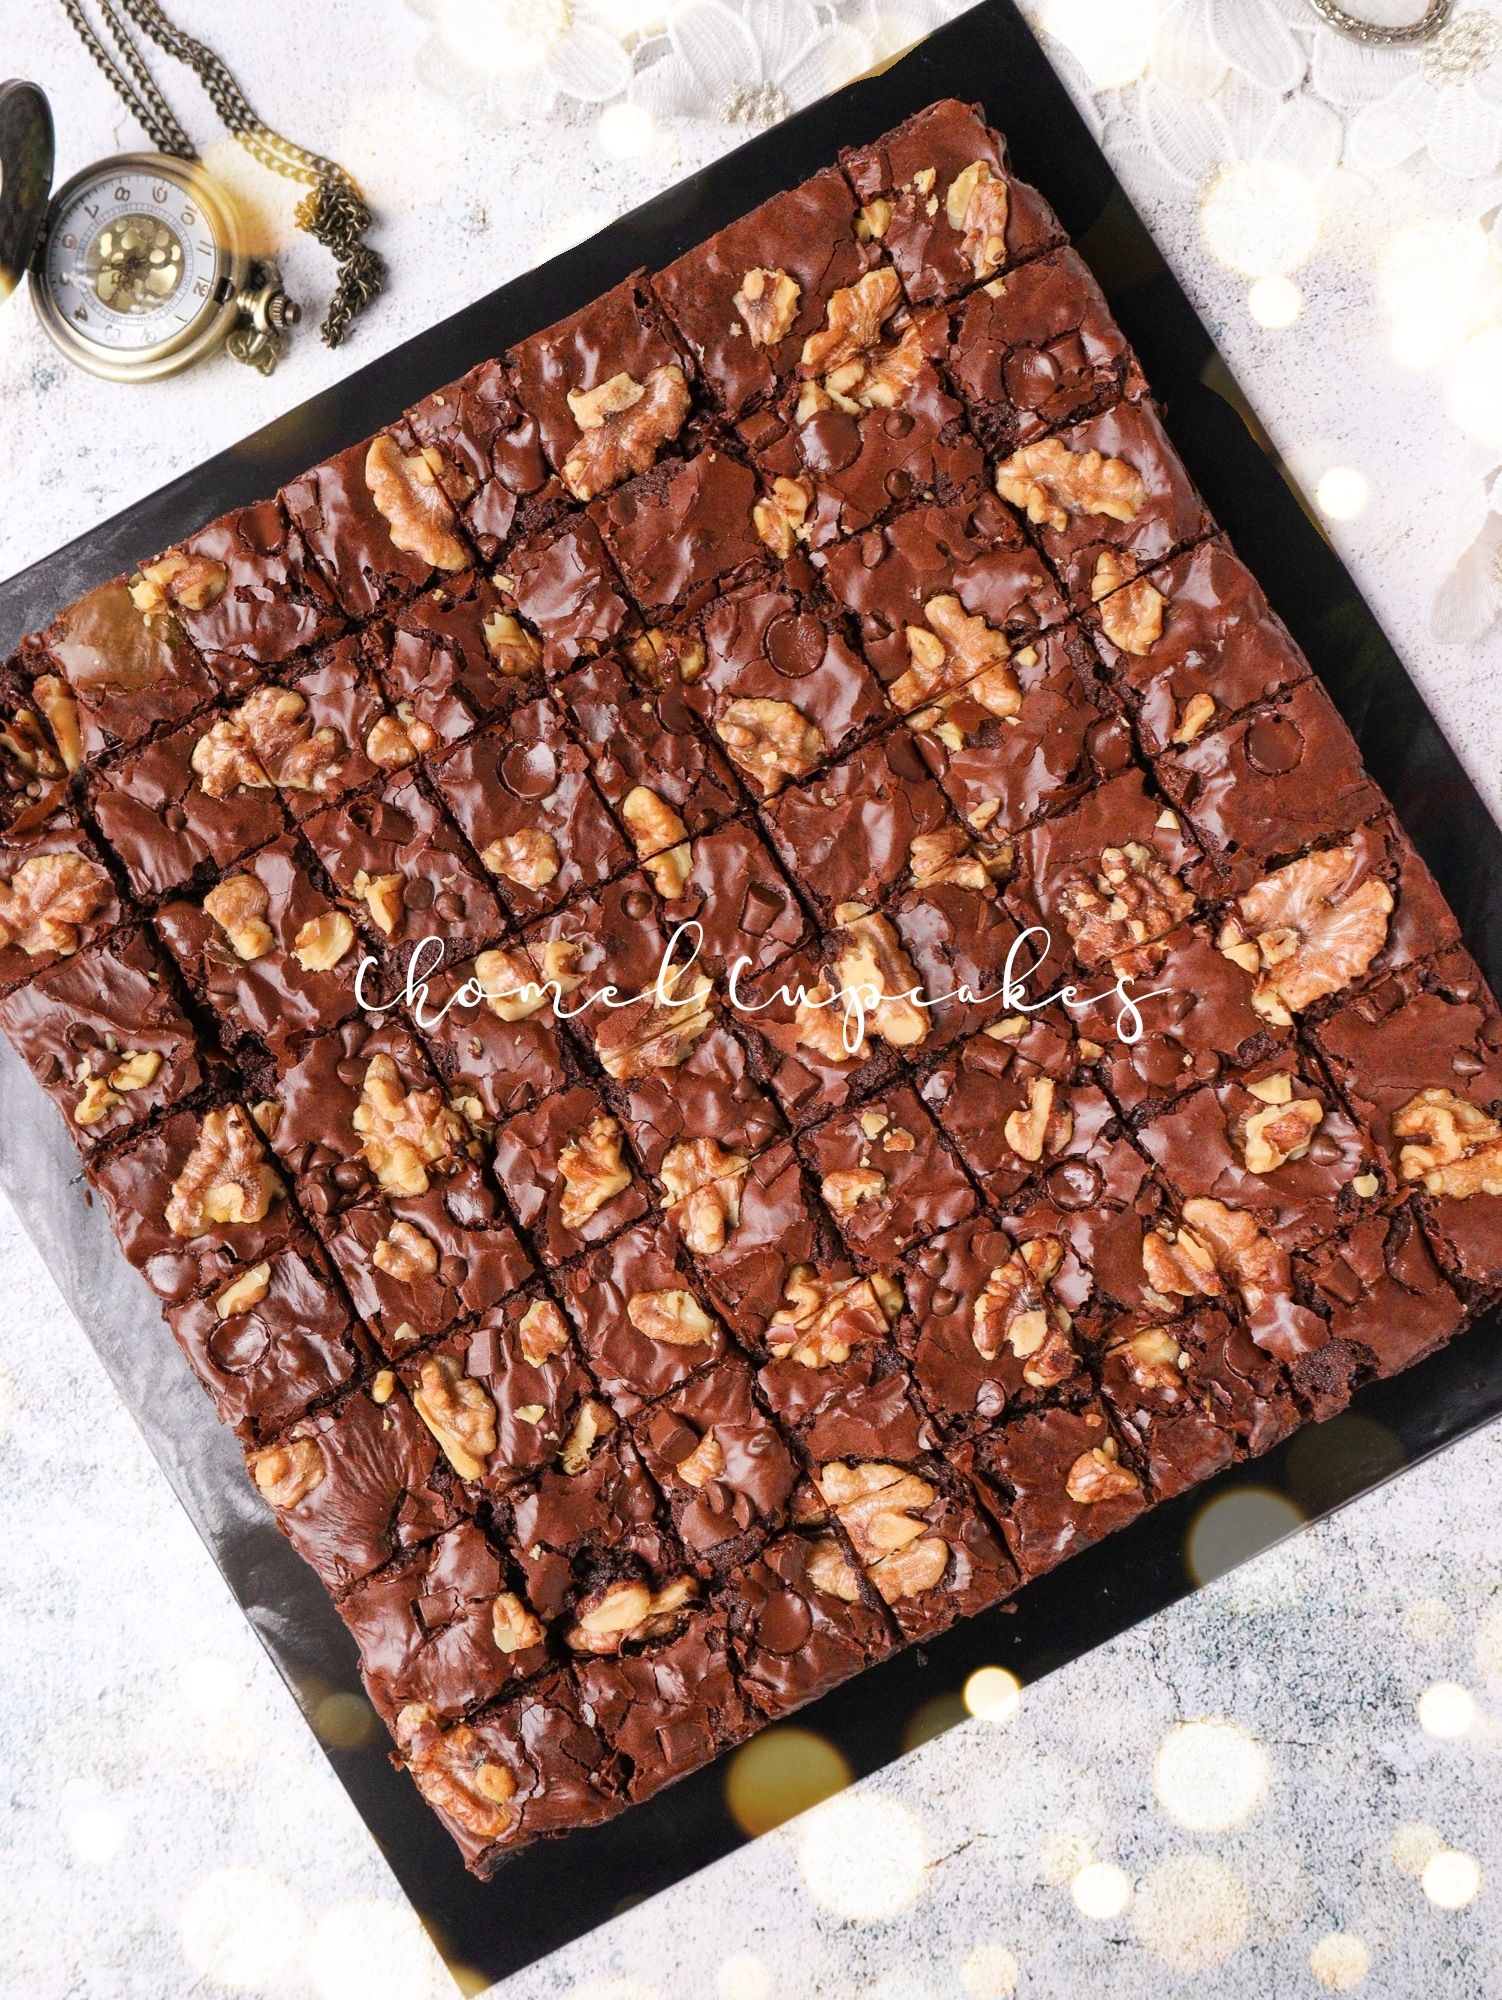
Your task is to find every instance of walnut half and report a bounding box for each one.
[1392,1087,1502,1199]
[0,852,111,959]
[1217,847,1392,1026]
[996,437,1146,534]
[166,1107,281,1237]
[816,1460,949,1605]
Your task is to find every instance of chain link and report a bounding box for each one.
[55,0,383,345]
[1305,0,1452,45]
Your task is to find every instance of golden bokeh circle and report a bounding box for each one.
[1071,1860,1133,1919]
[725,1728,852,1839]
[960,1943,1021,1997]
[1422,1849,1482,1910]
[1131,1855,1250,1971]
[795,1791,928,1921]
[1153,1719,1269,1832]
[1310,1931,1371,1991]
[964,1666,1022,1724]
[1185,1487,1305,1587]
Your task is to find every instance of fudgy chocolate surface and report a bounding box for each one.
[7,92,1500,1877]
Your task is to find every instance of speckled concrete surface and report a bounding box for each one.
[4,2,1502,1995]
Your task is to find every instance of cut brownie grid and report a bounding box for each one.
[7,94,1502,1873]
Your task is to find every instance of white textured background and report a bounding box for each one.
[3,2,1502,1996]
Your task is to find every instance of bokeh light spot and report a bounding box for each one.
[1417,1682,1476,1739]
[716,1954,772,2000]
[726,1728,851,1838]
[965,1667,1022,1723]
[1422,1849,1482,1910]
[797,1792,927,1921]
[1202,160,1318,278]
[1390,1822,1444,1878]
[1072,1860,1133,1919]
[960,1943,1020,1998]
[1310,1931,1371,1990]
[1185,1486,1304,1586]
[306,1897,450,2000]
[1132,1855,1250,1970]
[1249,276,1303,328]
[179,1866,304,1990]
[1153,1719,1269,1832]
[1315,467,1369,522]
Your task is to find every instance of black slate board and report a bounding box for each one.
[3,2,1500,1987]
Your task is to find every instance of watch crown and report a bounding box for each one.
[265,288,301,332]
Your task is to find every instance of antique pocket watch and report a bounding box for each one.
[0,0,382,384]
[1,79,298,381]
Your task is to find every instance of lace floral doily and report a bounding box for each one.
[407,0,1502,642]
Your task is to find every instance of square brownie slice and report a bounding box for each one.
[505,511,635,675]
[0,925,206,1150]
[280,429,477,620]
[685,581,889,794]
[429,704,629,923]
[371,569,547,753]
[396,1293,597,1489]
[653,167,884,419]
[592,446,767,617]
[1097,1309,1298,1501]
[921,1031,1117,1206]
[730,1529,898,1719]
[392,1675,620,1874]
[1088,538,1310,757]
[337,1519,550,1727]
[556,652,740,846]
[1312,958,1502,1296]
[135,495,345,687]
[964,1400,1146,1580]
[840,98,1063,304]
[245,1380,464,1596]
[617,1019,783,1185]
[509,272,694,500]
[1153,680,1385,897]
[995,400,1212,611]
[396,356,564,559]
[165,1242,364,1444]
[560,1215,730,1412]
[946,245,1146,451]
[0,814,121,992]
[325,1167,533,1355]
[657,817,809,979]
[800,1082,977,1261]
[303,774,504,994]
[823,490,1071,701]
[27,574,216,762]
[733,938,906,1127]
[631,1356,799,1566]
[89,1102,300,1305]
[492,1088,647,1267]
[406,944,571,1128]
[809,1450,1018,1642]
[155,834,365,1054]
[574,1604,755,1804]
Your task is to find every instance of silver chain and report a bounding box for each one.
[1305,0,1452,45]
[56,0,383,345]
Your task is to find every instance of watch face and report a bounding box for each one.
[40,158,231,359]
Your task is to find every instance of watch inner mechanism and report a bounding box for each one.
[83,214,185,315]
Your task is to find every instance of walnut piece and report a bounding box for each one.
[1107,1323,1187,1395]
[909,826,1003,892]
[1059,841,1194,967]
[215,1262,272,1318]
[365,712,430,770]
[395,1703,518,1841]
[800,318,926,417]
[557,1113,632,1229]
[481,827,560,891]
[752,475,813,559]
[675,1428,726,1489]
[564,1575,698,1654]
[1065,1436,1140,1504]
[795,972,868,1067]
[768,1266,900,1369]
[1216,847,1393,1026]
[996,437,1147,534]
[1392,1087,1502,1199]
[353,1054,468,1196]
[855,197,892,242]
[517,1299,571,1367]
[626,1287,715,1347]
[893,593,1020,723]
[472,941,577,1023]
[492,1591,544,1654]
[561,363,690,502]
[945,160,1010,279]
[0,851,110,959]
[352,868,406,937]
[365,433,469,571]
[660,1136,750,1255]
[1237,1077,1323,1174]
[804,1531,864,1601]
[621,785,692,897]
[734,266,801,346]
[971,1236,1074,1392]
[203,874,274,961]
[130,549,229,616]
[250,1435,325,1509]
[1092,550,1166,655]
[482,608,545,676]
[1174,1197,1287,1316]
[716,697,825,795]
[595,969,715,1081]
[1003,1076,1074,1164]
[293,910,356,972]
[374,1217,440,1281]
[166,1107,280,1237]
[799,266,902,377]
[559,1396,616,1475]
[412,1352,498,1479]
[1171,692,1217,745]
[820,1166,887,1219]
[626,625,707,686]
[833,913,929,1049]
[193,686,345,799]
[816,1460,949,1605]
[1141,1219,1226,1301]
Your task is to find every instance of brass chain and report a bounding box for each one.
[1305,0,1452,45]
[55,0,383,345]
